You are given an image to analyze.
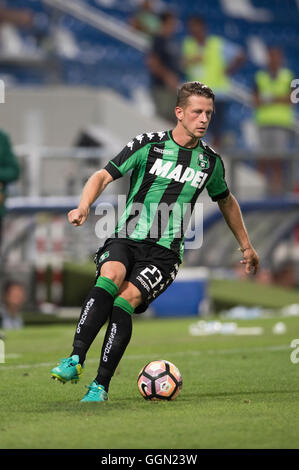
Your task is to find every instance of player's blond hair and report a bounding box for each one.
[176,81,215,110]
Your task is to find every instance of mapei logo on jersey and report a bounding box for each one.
[149,158,208,188]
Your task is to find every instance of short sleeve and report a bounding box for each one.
[206,156,229,201]
[104,135,148,180]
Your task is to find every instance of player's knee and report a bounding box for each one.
[120,292,142,309]
[118,284,143,308]
[100,261,126,287]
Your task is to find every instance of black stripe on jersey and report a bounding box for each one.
[123,142,167,237]
[200,141,230,199]
[218,154,227,178]
[170,186,200,253]
[170,152,218,253]
[146,148,193,242]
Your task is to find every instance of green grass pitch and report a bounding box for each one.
[1,315,299,449]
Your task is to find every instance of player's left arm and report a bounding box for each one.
[217,193,259,275]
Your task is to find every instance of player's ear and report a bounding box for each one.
[175,106,184,121]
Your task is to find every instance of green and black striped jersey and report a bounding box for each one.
[104,130,229,260]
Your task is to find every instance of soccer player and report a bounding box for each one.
[51,81,259,402]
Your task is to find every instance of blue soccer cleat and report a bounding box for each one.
[80,381,108,402]
[51,355,83,384]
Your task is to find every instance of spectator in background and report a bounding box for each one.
[253,46,294,195]
[182,16,246,149]
[0,281,26,330]
[129,0,161,37]
[0,1,33,57]
[0,130,20,250]
[146,11,182,123]
[0,2,32,28]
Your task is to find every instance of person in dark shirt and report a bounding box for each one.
[0,1,32,28]
[146,11,182,123]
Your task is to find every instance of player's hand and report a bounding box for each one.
[239,246,259,275]
[67,206,90,226]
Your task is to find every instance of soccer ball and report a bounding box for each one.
[137,360,183,401]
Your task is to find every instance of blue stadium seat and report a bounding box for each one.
[2,0,299,148]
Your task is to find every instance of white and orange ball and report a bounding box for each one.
[137,360,183,401]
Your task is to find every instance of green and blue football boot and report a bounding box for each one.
[51,355,83,384]
[80,381,108,402]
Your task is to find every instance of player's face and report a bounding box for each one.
[176,95,214,139]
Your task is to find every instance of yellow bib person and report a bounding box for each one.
[254,68,294,128]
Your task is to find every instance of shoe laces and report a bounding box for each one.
[85,383,105,396]
[59,357,76,367]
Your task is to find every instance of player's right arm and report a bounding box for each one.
[68,169,113,226]
[69,133,150,226]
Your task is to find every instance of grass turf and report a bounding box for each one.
[0,316,299,449]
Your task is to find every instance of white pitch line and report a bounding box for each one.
[0,344,291,370]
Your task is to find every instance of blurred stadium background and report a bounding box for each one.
[1,0,299,324]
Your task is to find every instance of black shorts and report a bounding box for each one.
[94,238,181,313]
